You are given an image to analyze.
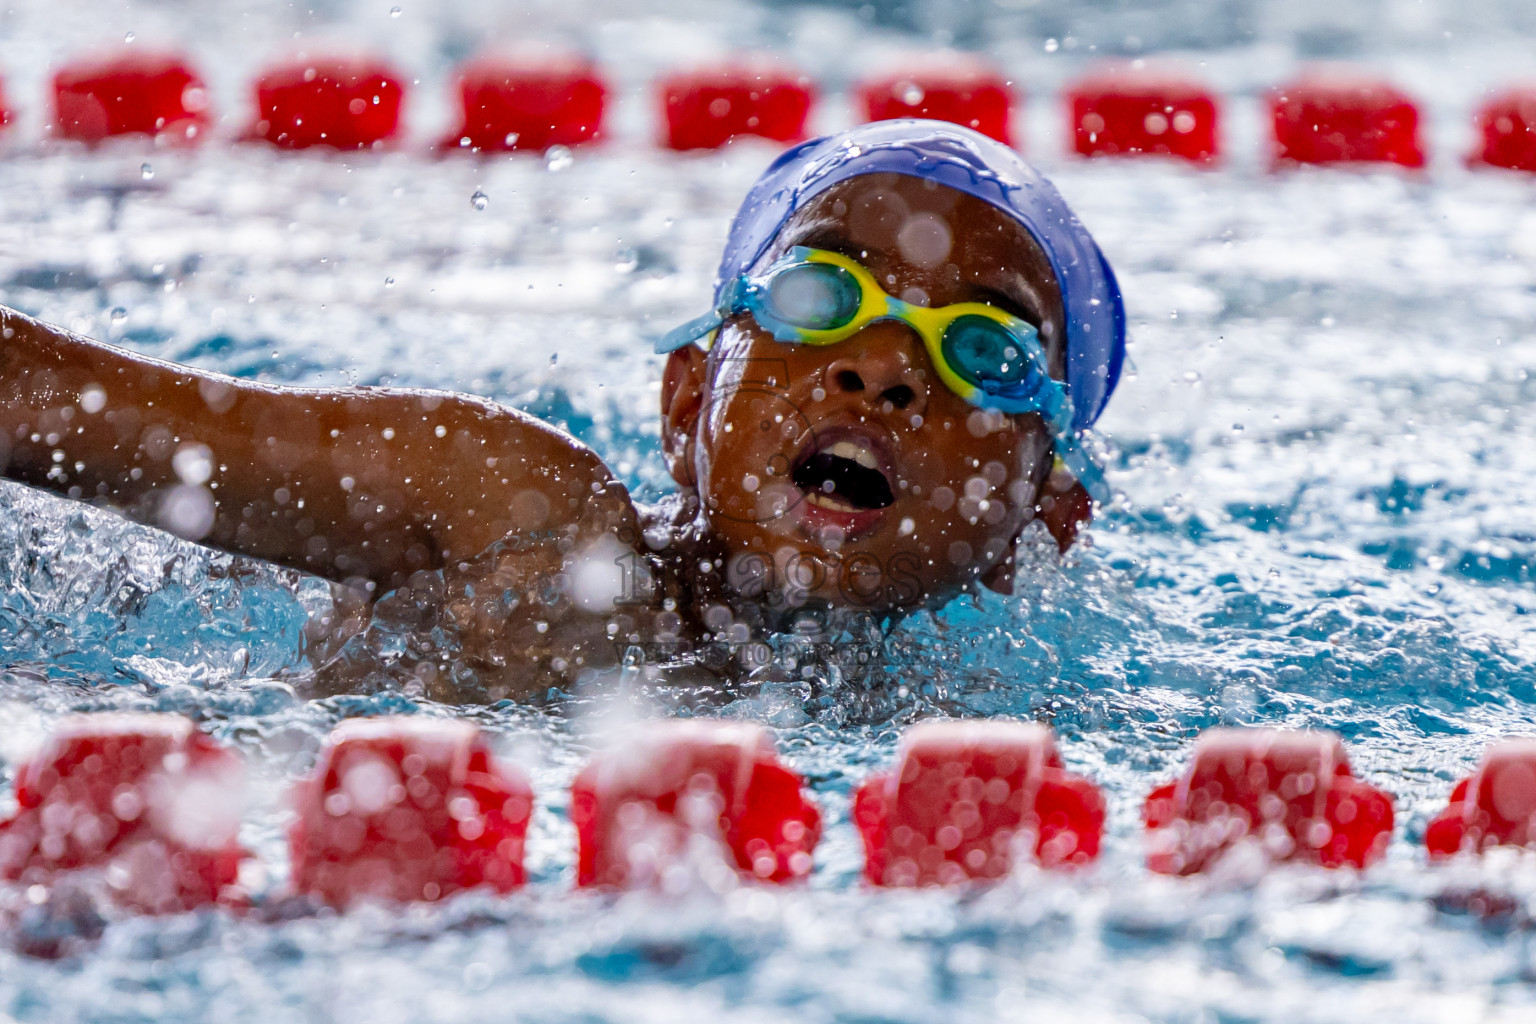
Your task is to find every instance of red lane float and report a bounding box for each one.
[857,59,1016,145]
[1425,739,1536,858]
[1069,70,1218,163]
[0,714,247,912]
[660,62,815,151]
[852,721,1104,886]
[0,74,14,134]
[289,717,534,906]
[443,53,605,153]
[1269,73,1425,169]
[570,721,820,888]
[249,57,404,150]
[1145,729,1394,874]
[51,50,210,144]
[1470,88,1536,172]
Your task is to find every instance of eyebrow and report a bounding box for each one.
[966,283,1040,328]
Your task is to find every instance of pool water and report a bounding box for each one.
[3,1,1536,1020]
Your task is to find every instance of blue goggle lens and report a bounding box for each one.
[941,315,1041,392]
[762,263,862,332]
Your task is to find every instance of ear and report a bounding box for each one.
[1036,468,1094,553]
[659,345,709,490]
[980,534,1018,595]
[985,448,1092,592]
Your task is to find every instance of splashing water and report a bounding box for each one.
[0,0,1535,1020]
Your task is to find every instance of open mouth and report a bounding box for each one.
[791,439,895,512]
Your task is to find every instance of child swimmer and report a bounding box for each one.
[0,120,1124,700]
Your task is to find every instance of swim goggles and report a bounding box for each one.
[656,246,1107,501]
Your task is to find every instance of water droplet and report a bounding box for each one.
[173,443,214,486]
[1044,37,1059,52]
[463,961,492,991]
[79,384,107,415]
[470,189,488,211]
[390,5,402,15]
[549,353,558,366]
[897,80,925,105]
[109,307,128,323]
[124,31,136,43]
[384,276,395,287]
[140,163,154,181]
[158,484,215,540]
[544,145,574,172]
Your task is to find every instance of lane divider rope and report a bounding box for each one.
[4,49,1532,170]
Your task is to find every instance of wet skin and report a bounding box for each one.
[0,308,637,696]
[659,173,1070,616]
[0,173,1082,698]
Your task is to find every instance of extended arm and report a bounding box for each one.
[0,305,636,596]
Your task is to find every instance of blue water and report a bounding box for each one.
[3,0,1536,1020]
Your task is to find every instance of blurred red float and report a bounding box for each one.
[852,721,1104,886]
[1068,70,1218,163]
[442,53,606,153]
[0,74,13,133]
[51,50,210,143]
[1425,739,1536,857]
[857,59,1016,145]
[570,721,820,888]
[0,714,247,912]
[288,717,534,906]
[1144,728,1394,874]
[1470,88,1536,172]
[249,56,404,150]
[660,62,814,151]
[1269,73,1424,168]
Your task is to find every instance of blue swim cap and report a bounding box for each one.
[711,119,1125,431]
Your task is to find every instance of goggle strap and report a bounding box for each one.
[655,276,752,354]
[1052,433,1111,506]
[654,308,725,354]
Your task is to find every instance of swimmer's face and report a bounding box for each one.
[660,173,1066,615]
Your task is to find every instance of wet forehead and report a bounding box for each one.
[762,173,1064,358]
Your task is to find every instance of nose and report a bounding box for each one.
[824,323,930,416]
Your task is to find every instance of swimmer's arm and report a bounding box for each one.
[0,305,635,593]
